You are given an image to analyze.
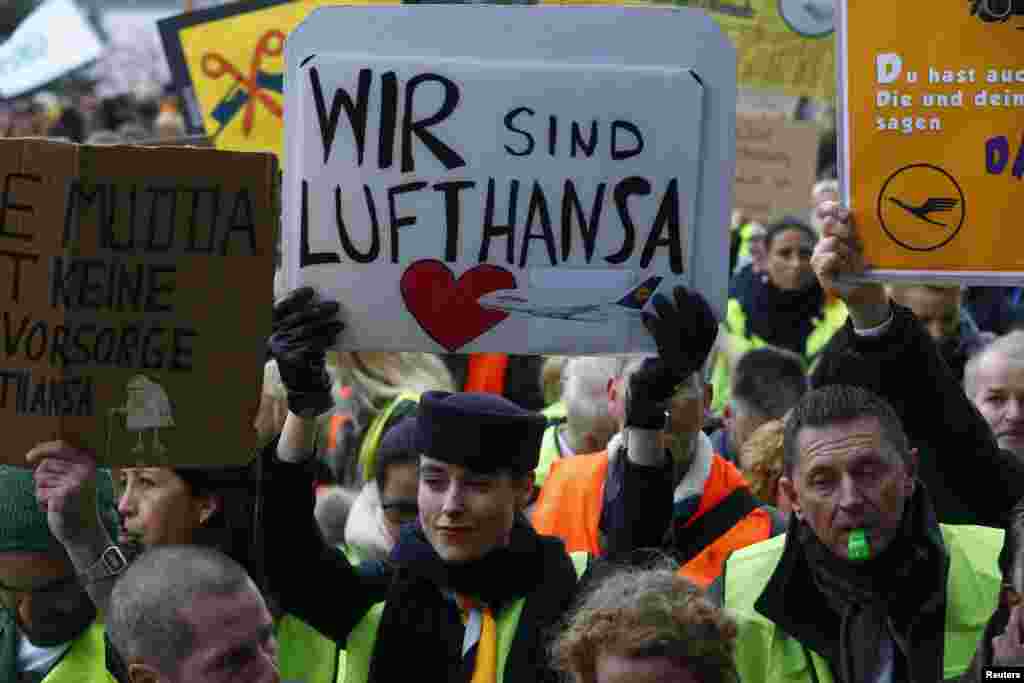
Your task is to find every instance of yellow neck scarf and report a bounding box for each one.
[456,595,497,683]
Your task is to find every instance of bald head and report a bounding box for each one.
[107,545,271,681]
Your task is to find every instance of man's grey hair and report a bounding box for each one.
[783,385,910,477]
[562,356,623,442]
[107,545,254,676]
[964,330,1024,399]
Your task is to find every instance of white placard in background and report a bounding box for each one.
[0,0,104,98]
[284,6,736,354]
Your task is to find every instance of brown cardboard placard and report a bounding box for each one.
[0,139,276,466]
[734,115,819,225]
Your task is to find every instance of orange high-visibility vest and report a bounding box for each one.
[532,451,610,554]
[327,414,351,452]
[532,450,772,589]
[679,456,772,589]
[464,353,509,395]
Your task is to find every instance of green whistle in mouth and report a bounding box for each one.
[848,529,871,562]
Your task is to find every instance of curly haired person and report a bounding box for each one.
[553,566,739,683]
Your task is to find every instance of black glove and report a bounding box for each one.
[268,287,344,418]
[626,286,718,429]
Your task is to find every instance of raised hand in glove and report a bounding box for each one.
[268,287,344,418]
[626,286,718,430]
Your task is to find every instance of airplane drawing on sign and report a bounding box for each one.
[477,276,663,323]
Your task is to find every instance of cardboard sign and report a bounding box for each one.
[839,0,1024,284]
[159,0,386,156]
[0,0,104,99]
[0,140,276,466]
[734,115,819,224]
[283,5,735,354]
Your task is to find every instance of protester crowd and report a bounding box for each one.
[6,58,1024,683]
[0,84,189,147]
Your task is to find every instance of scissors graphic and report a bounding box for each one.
[201,29,285,136]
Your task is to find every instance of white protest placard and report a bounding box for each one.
[283,6,735,354]
[0,0,104,99]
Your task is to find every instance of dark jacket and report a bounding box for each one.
[810,303,1024,528]
[729,263,827,356]
[814,304,990,386]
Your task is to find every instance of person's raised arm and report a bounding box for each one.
[28,442,121,616]
[810,202,891,330]
[602,286,719,560]
[263,287,376,639]
[809,201,1024,526]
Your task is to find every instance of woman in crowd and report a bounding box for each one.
[29,453,344,683]
[321,416,420,581]
[713,217,846,412]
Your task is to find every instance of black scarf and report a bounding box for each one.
[795,488,945,683]
[368,515,579,683]
[732,265,825,354]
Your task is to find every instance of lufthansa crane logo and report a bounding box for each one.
[877,164,966,252]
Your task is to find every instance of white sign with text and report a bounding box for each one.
[284,6,736,353]
[0,0,104,98]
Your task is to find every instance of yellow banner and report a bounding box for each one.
[164,0,834,157]
[164,0,398,156]
[543,0,836,98]
[699,0,834,98]
[842,0,1024,276]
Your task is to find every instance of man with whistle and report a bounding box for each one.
[718,201,1021,683]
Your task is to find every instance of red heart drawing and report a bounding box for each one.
[400,260,517,352]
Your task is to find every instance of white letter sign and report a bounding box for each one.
[284,6,735,354]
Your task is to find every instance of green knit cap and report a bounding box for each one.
[0,466,120,554]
